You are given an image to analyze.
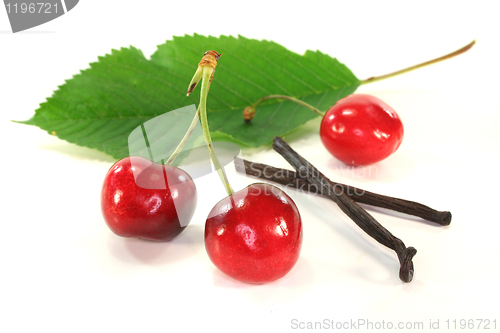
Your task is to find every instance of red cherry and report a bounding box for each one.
[101,156,197,241]
[320,94,404,166]
[204,183,303,283]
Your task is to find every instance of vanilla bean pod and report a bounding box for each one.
[272,136,417,283]
[234,158,451,226]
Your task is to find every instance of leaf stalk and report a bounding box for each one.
[361,40,476,84]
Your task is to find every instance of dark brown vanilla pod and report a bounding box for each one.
[272,136,417,283]
[234,158,451,226]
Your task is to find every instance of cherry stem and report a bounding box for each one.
[361,40,476,84]
[252,95,324,116]
[199,66,234,196]
[164,107,200,165]
[244,95,324,124]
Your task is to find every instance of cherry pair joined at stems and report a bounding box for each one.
[101,50,304,284]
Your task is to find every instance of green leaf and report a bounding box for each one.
[18,34,360,159]
[151,34,361,146]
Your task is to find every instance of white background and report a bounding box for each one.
[1,1,499,332]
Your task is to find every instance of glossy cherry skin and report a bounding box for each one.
[101,156,197,241]
[205,183,303,284]
[320,94,404,166]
